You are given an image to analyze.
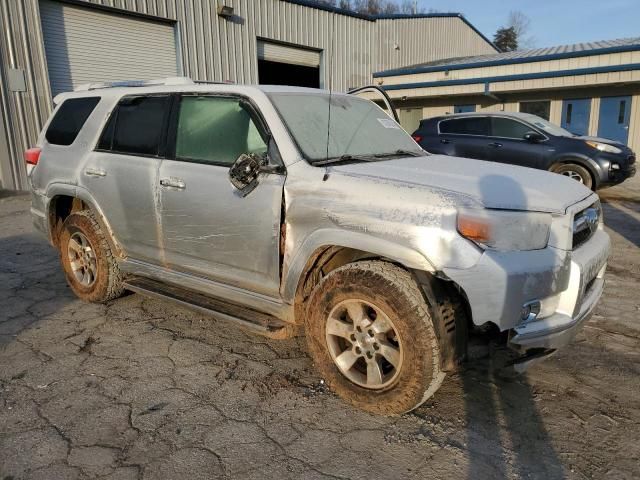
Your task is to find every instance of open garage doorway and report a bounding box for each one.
[257,39,321,88]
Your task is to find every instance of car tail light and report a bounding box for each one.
[24,147,41,166]
[412,134,423,143]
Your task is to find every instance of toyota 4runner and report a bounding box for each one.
[28,78,610,415]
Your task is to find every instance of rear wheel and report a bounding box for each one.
[304,261,445,415]
[551,163,593,189]
[59,210,124,303]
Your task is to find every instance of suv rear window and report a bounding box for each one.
[439,117,489,136]
[45,97,100,146]
[98,95,170,156]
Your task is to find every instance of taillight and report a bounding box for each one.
[24,147,41,166]
[412,135,423,143]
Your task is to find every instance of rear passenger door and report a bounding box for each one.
[85,94,170,263]
[158,94,284,297]
[487,117,547,169]
[437,116,490,160]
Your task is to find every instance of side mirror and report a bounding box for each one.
[523,131,545,143]
[228,153,283,197]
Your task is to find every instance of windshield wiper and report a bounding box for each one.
[312,154,379,167]
[373,149,426,158]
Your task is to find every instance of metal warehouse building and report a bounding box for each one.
[0,0,497,190]
[375,38,640,150]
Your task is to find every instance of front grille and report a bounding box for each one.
[572,203,601,250]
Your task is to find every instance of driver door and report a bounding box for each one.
[157,94,284,297]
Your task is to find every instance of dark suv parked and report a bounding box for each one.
[412,112,636,190]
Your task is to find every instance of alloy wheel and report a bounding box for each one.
[561,170,584,183]
[325,299,403,389]
[67,231,98,287]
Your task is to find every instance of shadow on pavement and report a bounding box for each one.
[601,201,640,248]
[461,361,564,479]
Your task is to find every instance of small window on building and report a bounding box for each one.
[565,103,573,124]
[618,100,626,124]
[491,118,532,139]
[439,117,489,136]
[519,100,551,121]
[454,104,476,114]
[45,97,100,146]
[110,96,170,156]
[175,96,267,166]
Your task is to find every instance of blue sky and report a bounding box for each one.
[415,0,640,48]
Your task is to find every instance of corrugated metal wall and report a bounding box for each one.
[375,17,495,71]
[0,0,496,190]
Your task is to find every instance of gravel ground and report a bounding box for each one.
[1,176,639,480]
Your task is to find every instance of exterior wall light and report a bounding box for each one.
[217,4,234,18]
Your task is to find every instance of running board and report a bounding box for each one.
[124,277,295,338]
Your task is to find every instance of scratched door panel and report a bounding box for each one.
[158,160,284,298]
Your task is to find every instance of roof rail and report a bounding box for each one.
[74,76,194,91]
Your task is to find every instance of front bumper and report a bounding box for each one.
[595,151,636,187]
[509,229,609,349]
[444,228,610,351]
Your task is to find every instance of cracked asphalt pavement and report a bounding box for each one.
[1,179,640,480]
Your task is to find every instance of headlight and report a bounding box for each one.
[585,140,622,154]
[457,209,551,251]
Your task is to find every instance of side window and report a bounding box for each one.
[439,117,489,136]
[491,118,533,139]
[105,96,170,156]
[175,96,268,166]
[46,97,100,146]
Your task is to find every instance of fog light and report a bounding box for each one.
[611,163,621,170]
[520,300,541,323]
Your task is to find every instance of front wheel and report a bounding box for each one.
[304,261,445,415]
[551,163,594,189]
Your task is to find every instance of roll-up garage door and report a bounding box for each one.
[40,0,178,95]
[257,40,321,67]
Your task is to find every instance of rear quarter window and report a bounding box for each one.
[45,97,100,146]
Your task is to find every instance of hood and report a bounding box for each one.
[330,155,594,214]
[577,135,621,145]
[575,135,632,150]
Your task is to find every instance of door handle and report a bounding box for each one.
[488,142,503,148]
[85,167,107,177]
[440,138,451,144]
[160,177,186,190]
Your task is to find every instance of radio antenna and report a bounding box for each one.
[324,9,337,162]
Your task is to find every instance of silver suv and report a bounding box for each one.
[28,78,610,415]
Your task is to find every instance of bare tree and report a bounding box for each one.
[400,1,423,13]
[507,10,536,49]
[315,0,429,15]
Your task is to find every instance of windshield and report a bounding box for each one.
[268,92,424,163]
[521,114,575,137]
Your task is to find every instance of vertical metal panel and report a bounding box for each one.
[0,0,497,189]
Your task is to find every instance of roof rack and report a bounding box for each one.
[74,76,194,91]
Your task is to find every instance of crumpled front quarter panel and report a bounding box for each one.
[281,160,483,301]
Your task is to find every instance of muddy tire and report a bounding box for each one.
[551,163,594,190]
[304,261,445,415]
[59,210,124,303]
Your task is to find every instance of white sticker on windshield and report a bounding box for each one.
[377,118,400,129]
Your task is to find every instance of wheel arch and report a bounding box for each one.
[46,184,123,257]
[282,230,436,306]
[549,155,603,189]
